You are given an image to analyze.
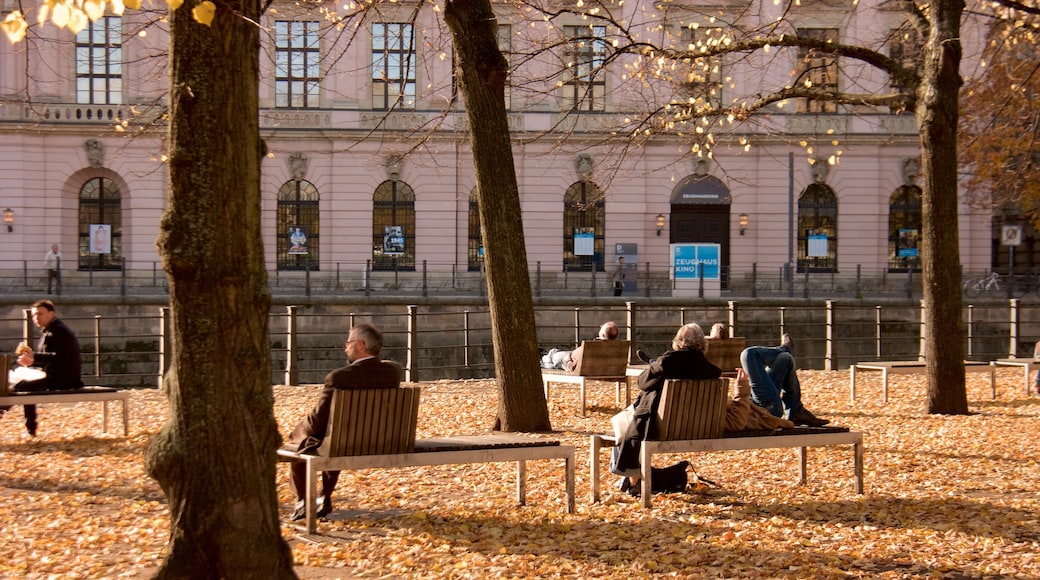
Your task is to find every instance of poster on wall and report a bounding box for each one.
[807,233,829,258]
[614,243,638,291]
[897,228,919,257]
[288,226,309,255]
[574,228,595,256]
[670,243,720,280]
[383,226,405,255]
[89,224,111,254]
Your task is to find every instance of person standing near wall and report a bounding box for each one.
[44,244,61,295]
[610,256,626,297]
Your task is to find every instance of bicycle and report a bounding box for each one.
[963,272,1001,298]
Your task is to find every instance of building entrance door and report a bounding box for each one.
[671,205,731,288]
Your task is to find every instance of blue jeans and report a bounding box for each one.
[739,346,803,419]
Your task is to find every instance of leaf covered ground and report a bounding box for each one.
[0,369,1037,579]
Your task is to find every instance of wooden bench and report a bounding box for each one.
[589,378,864,508]
[849,360,995,403]
[705,337,747,377]
[277,386,576,533]
[541,340,631,416]
[1,355,130,435]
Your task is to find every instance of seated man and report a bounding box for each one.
[283,322,402,521]
[1,299,83,436]
[739,334,829,427]
[540,321,619,371]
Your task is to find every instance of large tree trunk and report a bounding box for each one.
[918,0,970,414]
[444,0,552,432]
[144,1,297,576]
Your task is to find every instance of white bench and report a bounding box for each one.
[849,361,995,403]
[277,386,575,533]
[589,378,864,508]
[0,387,131,435]
[990,358,1038,396]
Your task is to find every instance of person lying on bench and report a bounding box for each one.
[739,334,829,427]
[540,321,619,371]
[283,322,402,522]
[612,322,721,496]
[1,299,83,437]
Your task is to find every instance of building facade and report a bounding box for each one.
[0,0,993,290]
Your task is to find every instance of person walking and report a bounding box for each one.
[44,244,61,294]
[610,256,626,296]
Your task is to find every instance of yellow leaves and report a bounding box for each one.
[1,11,28,44]
[168,0,183,11]
[192,0,215,26]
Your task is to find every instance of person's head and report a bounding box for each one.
[344,323,383,362]
[31,299,57,329]
[672,323,706,352]
[708,323,727,339]
[51,244,59,253]
[598,321,619,341]
[617,256,624,264]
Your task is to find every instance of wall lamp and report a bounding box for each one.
[3,208,13,232]
[655,213,665,237]
[739,213,749,236]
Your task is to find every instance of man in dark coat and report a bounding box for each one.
[284,322,402,521]
[1,299,83,436]
[611,323,721,490]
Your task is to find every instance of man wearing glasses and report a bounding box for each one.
[283,322,402,521]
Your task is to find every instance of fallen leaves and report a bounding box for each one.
[0,369,1037,578]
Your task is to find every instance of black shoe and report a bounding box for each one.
[780,333,794,356]
[627,480,642,497]
[26,422,37,437]
[316,496,333,519]
[636,349,651,364]
[790,408,829,427]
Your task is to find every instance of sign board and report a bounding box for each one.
[807,234,829,258]
[574,229,595,256]
[288,226,309,255]
[896,228,919,258]
[670,243,720,280]
[383,226,405,256]
[89,224,111,254]
[613,243,638,292]
[1002,225,1023,247]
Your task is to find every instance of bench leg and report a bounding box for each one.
[854,440,864,494]
[305,460,319,534]
[564,454,575,514]
[103,400,111,433]
[849,365,857,404]
[639,444,652,509]
[515,460,527,506]
[798,447,808,485]
[590,435,603,503]
[882,368,889,404]
[579,378,586,417]
[122,398,130,436]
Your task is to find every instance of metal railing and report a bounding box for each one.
[2,299,1036,388]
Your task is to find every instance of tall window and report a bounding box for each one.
[562,25,607,111]
[795,28,838,113]
[678,26,724,109]
[797,183,838,272]
[372,22,416,110]
[276,179,320,270]
[888,26,922,109]
[563,181,605,271]
[372,180,416,270]
[468,189,482,271]
[274,21,321,109]
[888,185,922,272]
[78,177,122,270]
[76,16,122,105]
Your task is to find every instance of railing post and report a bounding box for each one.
[364,259,371,297]
[591,263,597,298]
[22,308,32,346]
[803,268,809,299]
[159,306,170,383]
[407,305,418,382]
[751,263,757,299]
[855,264,861,298]
[680,306,687,326]
[825,300,835,371]
[779,306,786,338]
[534,261,540,298]
[285,305,299,386]
[305,261,311,298]
[626,301,636,360]
[727,300,738,339]
[875,305,882,359]
[1009,298,1020,357]
[966,304,974,358]
[919,299,926,361]
[121,257,127,297]
[573,308,581,345]
[463,310,471,368]
[422,260,428,298]
[644,262,650,298]
[94,315,103,379]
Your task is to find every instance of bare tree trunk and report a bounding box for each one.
[918,0,970,414]
[444,0,552,432]
[144,1,297,576]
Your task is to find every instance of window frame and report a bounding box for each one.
[75,16,123,105]
[274,20,322,109]
[372,179,416,271]
[796,183,838,273]
[563,180,605,272]
[78,176,122,270]
[276,179,320,271]
[372,22,417,110]
[562,24,608,112]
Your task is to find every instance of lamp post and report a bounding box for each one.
[3,208,13,232]
[655,213,665,237]
[739,213,749,236]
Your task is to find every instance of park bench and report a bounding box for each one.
[705,337,747,377]
[589,378,864,508]
[277,385,576,533]
[541,340,631,416]
[0,355,130,436]
[849,360,995,403]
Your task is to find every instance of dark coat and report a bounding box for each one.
[19,317,83,391]
[285,357,402,454]
[612,348,721,474]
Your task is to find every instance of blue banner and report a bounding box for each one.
[671,244,720,280]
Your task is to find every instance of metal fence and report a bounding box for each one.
[2,299,1036,388]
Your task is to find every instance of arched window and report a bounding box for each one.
[276,179,320,270]
[797,183,838,272]
[468,189,482,271]
[372,180,415,271]
[887,185,922,272]
[563,181,605,271]
[78,177,122,270]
